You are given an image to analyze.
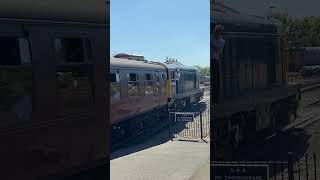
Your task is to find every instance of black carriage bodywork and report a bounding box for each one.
[0,1,108,179]
[211,3,301,158]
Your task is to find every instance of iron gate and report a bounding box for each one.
[168,108,210,142]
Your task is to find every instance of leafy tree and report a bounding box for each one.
[194,65,210,76]
[272,13,320,47]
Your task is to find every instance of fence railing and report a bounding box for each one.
[168,108,210,142]
[212,152,320,180]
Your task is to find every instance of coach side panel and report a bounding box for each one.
[110,67,168,125]
[0,22,108,179]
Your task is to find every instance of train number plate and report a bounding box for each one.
[175,112,194,122]
[211,163,269,180]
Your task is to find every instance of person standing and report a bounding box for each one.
[212,24,225,104]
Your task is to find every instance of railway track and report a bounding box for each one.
[214,81,320,160]
[301,79,320,92]
[265,81,320,142]
[265,112,320,142]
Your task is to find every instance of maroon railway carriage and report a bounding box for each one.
[110,57,169,142]
[0,1,108,179]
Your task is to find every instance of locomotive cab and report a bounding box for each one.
[211,2,301,158]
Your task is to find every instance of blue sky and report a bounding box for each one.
[110,0,210,67]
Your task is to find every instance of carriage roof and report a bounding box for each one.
[164,62,199,72]
[0,0,108,24]
[110,57,166,71]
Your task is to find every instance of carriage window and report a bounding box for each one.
[144,74,153,95]
[161,73,166,95]
[0,37,31,65]
[128,73,139,96]
[56,65,94,117]
[54,38,92,63]
[110,72,120,101]
[155,75,160,94]
[0,37,33,126]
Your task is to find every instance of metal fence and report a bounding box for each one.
[168,108,210,142]
[212,153,320,180]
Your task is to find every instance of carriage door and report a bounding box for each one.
[154,72,161,105]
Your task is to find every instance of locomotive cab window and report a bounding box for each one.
[110,72,121,101]
[171,71,175,81]
[127,73,139,97]
[0,36,33,126]
[144,74,153,95]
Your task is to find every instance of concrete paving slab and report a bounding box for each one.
[110,141,209,180]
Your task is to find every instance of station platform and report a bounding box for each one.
[110,132,209,180]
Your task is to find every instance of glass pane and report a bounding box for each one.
[19,38,31,65]
[110,83,120,101]
[145,74,152,80]
[162,79,166,95]
[128,73,137,81]
[0,68,33,126]
[0,37,21,65]
[55,38,85,63]
[110,73,117,82]
[56,65,94,116]
[145,81,153,95]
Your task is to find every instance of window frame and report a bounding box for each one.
[53,32,96,116]
[154,74,161,95]
[161,73,167,95]
[144,73,154,96]
[110,70,121,102]
[53,33,93,66]
[0,34,32,68]
[127,73,140,97]
[0,32,34,126]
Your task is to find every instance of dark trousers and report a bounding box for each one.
[212,60,220,103]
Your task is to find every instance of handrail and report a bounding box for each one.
[224,31,283,36]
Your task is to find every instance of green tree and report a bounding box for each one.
[194,65,210,76]
[272,13,320,47]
